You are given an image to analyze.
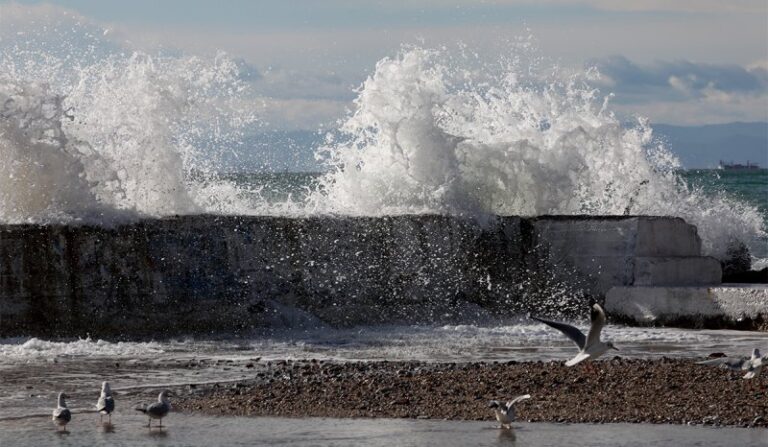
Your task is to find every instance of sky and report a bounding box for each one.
[1,0,767,130]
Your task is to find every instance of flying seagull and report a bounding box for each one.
[531,303,618,366]
[743,349,765,380]
[698,348,765,379]
[96,381,115,423]
[489,394,531,429]
[136,390,172,429]
[52,392,72,431]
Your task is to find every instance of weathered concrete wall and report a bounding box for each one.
[529,216,720,294]
[0,215,719,337]
[605,285,768,330]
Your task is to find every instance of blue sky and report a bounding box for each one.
[2,0,767,129]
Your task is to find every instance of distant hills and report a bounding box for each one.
[653,122,767,169]
[219,122,768,172]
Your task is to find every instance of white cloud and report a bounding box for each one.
[2,1,766,130]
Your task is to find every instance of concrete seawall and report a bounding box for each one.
[0,215,723,337]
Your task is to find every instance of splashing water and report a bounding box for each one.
[0,28,259,222]
[314,47,765,258]
[0,23,764,260]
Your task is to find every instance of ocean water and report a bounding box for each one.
[682,169,767,261]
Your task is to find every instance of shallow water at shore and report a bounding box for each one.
[0,415,765,447]
[1,324,767,422]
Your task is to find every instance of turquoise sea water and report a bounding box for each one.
[225,170,768,226]
[682,169,768,224]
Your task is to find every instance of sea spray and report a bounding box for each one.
[0,77,105,221]
[0,28,260,222]
[0,20,764,259]
[314,47,765,258]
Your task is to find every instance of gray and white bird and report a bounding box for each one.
[52,392,72,431]
[698,348,765,379]
[743,349,765,380]
[532,303,618,366]
[136,390,172,428]
[488,394,531,429]
[96,381,115,423]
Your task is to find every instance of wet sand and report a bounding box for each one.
[175,358,768,428]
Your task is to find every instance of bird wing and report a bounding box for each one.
[508,394,531,407]
[723,357,749,370]
[565,352,592,367]
[532,316,586,349]
[53,407,71,422]
[147,402,170,417]
[97,396,115,413]
[743,369,760,379]
[97,395,108,411]
[585,304,606,348]
[697,357,747,370]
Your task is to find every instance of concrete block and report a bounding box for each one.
[605,285,768,328]
[635,218,701,257]
[0,215,728,336]
[533,218,637,257]
[633,257,721,286]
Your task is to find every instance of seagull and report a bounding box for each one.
[488,394,531,429]
[743,349,765,380]
[531,303,618,367]
[96,381,115,423]
[136,390,171,428]
[698,348,765,379]
[52,392,72,431]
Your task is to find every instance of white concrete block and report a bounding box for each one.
[605,285,768,324]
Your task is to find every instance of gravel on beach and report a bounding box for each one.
[175,358,768,428]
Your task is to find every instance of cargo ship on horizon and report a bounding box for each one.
[717,160,761,171]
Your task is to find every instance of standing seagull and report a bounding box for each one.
[52,392,72,431]
[136,390,171,429]
[531,303,618,366]
[488,394,531,429]
[96,381,115,423]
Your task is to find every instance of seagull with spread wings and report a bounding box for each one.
[531,303,619,367]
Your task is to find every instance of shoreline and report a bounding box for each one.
[175,358,768,428]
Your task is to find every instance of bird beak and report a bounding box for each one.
[612,346,620,351]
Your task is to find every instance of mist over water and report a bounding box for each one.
[0,24,764,259]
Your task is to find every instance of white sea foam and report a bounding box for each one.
[0,337,165,359]
[313,48,765,258]
[0,33,259,223]
[0,325,765,365]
